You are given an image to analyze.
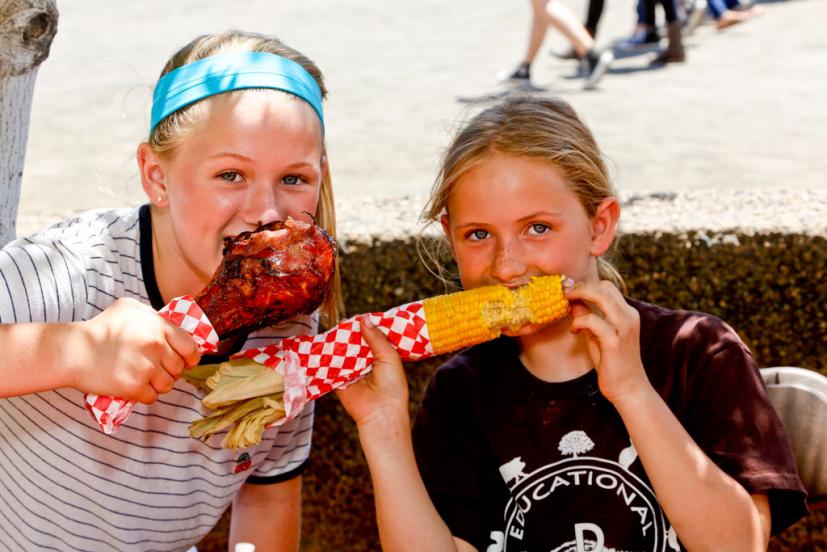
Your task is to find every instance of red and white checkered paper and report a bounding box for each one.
[234,300,434,426]
[86,298,435,434]
[84,296,219,434]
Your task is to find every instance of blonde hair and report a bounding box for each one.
[422,95,626,293]
[147,30,342,324]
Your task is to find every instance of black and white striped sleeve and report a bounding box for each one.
[0,236,88,324]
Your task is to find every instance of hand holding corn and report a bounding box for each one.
[186,275,571,448]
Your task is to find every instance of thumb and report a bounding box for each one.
[357,316,409,403]
[359,316,399,364]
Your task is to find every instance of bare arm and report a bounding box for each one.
[0,297,199,402]
[614,384,770,550]
[358,407,476,552]
[0,320,88,397]
[337,318,477,552]
[229,477,302,552]
[567,282,770,550]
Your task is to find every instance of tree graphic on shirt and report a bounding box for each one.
[558,430,595,458]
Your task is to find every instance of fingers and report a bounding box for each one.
[149,366,176,395]
[160,351,186,380]
[145,327,193,399]
[134,388,158,405]
[132,350,179,403]
[569,311,619,348]
[164,324,201,368]
[566,280,638,330]
[131,368,159,404]
[359,316,408,392]
[142,323,199,400]
[566,281,640,357]
[569,300,591,319]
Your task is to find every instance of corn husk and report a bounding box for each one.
[221,400,287,449]
[200,359,284,409]
[189,393,284,442]
[186,358,287,449]
[182,362,223,393]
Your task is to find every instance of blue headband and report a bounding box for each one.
[150,51,324,134]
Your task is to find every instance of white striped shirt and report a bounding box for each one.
[0,206,315,551]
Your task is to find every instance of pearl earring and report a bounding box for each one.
[157,196,164,203]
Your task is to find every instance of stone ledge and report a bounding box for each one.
[16,188,827,243]
[335,189,827,248]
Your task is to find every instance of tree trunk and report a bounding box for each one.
[0,0,58,246]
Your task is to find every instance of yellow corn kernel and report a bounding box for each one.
[423,275,569,355]
[513,274,570,327]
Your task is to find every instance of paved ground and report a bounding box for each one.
[15,0,827,236]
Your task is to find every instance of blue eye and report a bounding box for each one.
[282,175,301,186]
[467,229,490,241]
[528,223,550,235]
[218,171,242,183]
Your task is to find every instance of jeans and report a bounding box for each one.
[706,0,741,19]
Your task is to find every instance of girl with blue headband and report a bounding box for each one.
[0,30,341,551]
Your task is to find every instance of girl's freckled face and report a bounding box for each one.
[444,152,598,292]
[159,91,324,285]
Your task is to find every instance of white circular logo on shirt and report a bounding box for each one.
[493,431,678,552]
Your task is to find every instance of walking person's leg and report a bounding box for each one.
[619,0,660,48]
[505,0,552,83]
[540,0,614,88]
[652,0,686,63]
[584,0,605,37]
[508,0,614,89]
[542,0,594,56]
[553,0,603,60]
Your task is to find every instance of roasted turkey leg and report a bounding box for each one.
[194,218,337,339]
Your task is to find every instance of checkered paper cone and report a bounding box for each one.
[228,274,573,430]
[191,275,570,447]
[233,301,432,426]
[84,296,220,434]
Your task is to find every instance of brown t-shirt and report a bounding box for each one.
[412,299,807,551]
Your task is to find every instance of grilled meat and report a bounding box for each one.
[195,218,336,338]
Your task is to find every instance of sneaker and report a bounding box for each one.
[551,46,579,60]
[684,0,707,34]
[576,58,590,78]
[616,28,660,49]
[496,63,532,88]
[583,49,614,90]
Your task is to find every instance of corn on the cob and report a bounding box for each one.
[186,274,569,449]
[423,275,570,355]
